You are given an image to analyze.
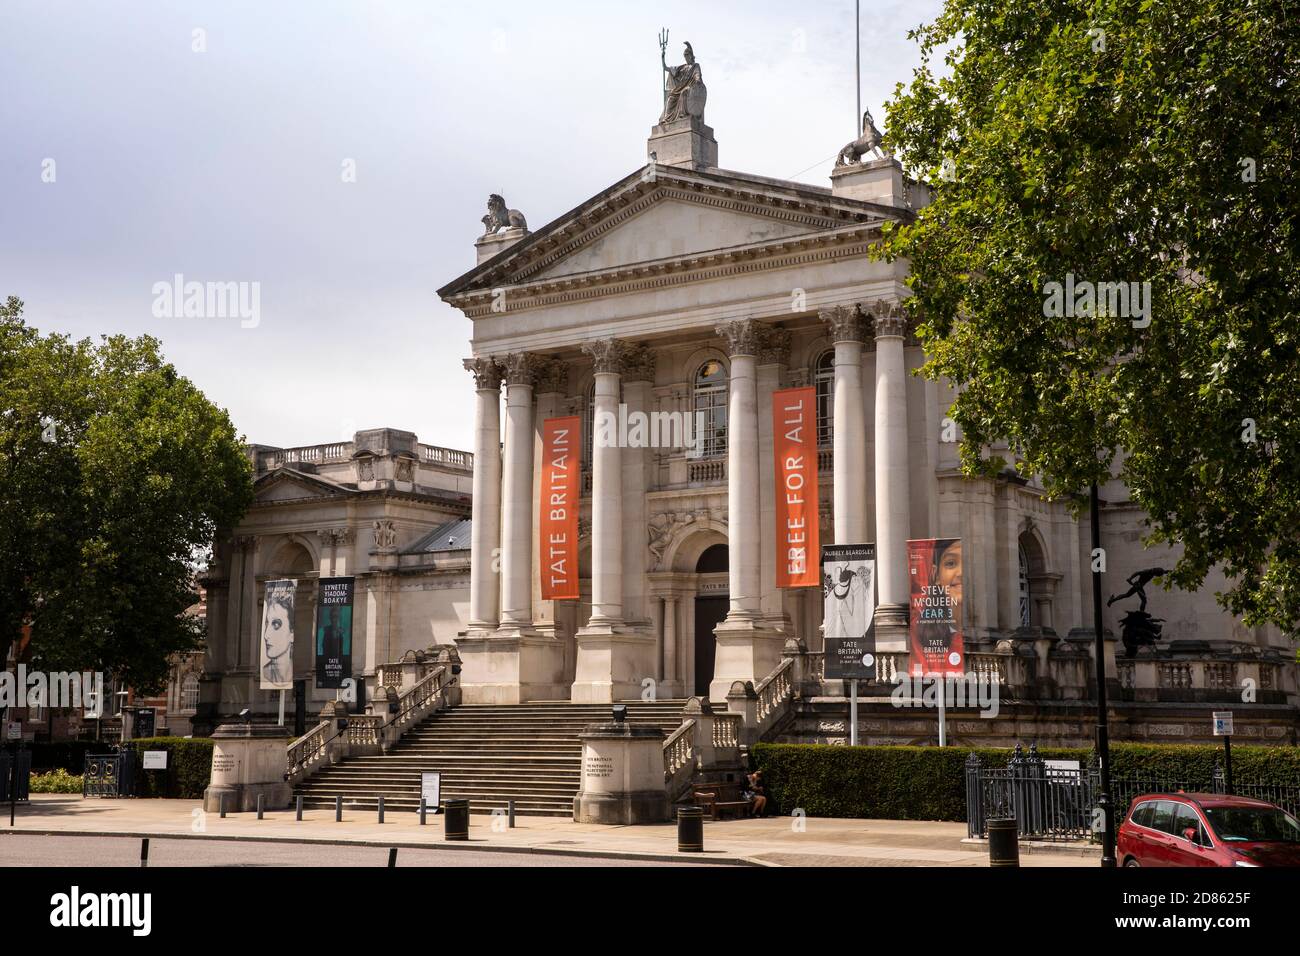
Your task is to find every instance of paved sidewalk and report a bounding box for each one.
[2,796,1091,866]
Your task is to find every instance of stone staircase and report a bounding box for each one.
[293,700,691,817]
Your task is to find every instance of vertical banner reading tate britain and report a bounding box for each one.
[907,538,965,675]
[315,577,354,689]
[540,416,580,600]
[821,544,876,681]
[772,386,820,588]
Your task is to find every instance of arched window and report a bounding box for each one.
[1018,544,1032,628]
[181,674,200,712]
[693,360,728,458]
[814,350,834,448]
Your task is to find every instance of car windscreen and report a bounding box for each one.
[1204,806,1300,843]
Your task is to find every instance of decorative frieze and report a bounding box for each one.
[463,356,503,391]
[819,304,867,344]
[581,338,627,375]
[714,318,765,357]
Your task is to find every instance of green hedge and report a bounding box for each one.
[751,742,1300,822]
[128,738,214,799]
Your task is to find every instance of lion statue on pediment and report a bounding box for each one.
[482,193,528,236]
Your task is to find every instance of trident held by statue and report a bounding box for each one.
[658,28,670,108]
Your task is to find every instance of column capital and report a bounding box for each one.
[534,356,569,395]
[757,324,791,366]
[714,318,765,357]
[581,338,627,375]
[819,304,868,344]
[503,352,542,388]
[621,343,656,383]
[463,356,504,391]
[866,299,910,339]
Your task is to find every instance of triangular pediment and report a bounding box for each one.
[438,165,899,301]
[253,469,353,505]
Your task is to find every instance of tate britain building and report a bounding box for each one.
[197,57,1298,748]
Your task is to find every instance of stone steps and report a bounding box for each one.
[293,700,690,816]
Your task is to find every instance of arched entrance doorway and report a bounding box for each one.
[693,544,728,697]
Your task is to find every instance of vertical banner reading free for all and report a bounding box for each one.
[540,416,580,600]
[772,386,819,588]
[315,577,354,689]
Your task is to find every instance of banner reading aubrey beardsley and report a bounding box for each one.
[822,543,876,681]
[907,538,965,676]
[259,579,296,690]
[540,416,580,600]
[315,577,354,689]
[773,386,820,588]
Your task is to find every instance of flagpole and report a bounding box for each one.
[855,0,861,134]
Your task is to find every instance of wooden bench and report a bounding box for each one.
[691,781,751,820]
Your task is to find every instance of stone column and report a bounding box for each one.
[464,357,503,631]
[621,346,655,627]
[757,326,792,630]
[710,320,782,701]
[872,301,912,649]
[663,595,679,687]
[500,353,538,630]
[821,306,869,544]
[572,339,656,702]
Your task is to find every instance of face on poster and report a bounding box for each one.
[821,543,877,680]
[908,538,965,675]
[315,577,355,689]
[259,579,297,690]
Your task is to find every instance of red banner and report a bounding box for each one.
[907,538,965,675]
[540,416,581,600]
[773,387,820,588]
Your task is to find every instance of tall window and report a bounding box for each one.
[181,674,200,711]
[581,382,595,471]
[814,350,834,448]
[1018,545,1032,628]
[693,360,728,458]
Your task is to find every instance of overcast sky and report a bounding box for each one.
[1,0,943,453]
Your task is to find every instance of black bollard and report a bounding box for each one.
[988,817,1020,867]
[419,797,427,826]
[335,795,343,822]
[677,806,704,853]
[378,795,385,824]
[257,794,264,820]
[140,838,150,868]
[443,799,469,841]
[219,793,226,819]
[508,799,516,829]
[388,847,397,868]
[296,795,303,821]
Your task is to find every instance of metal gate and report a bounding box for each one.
[83,752,134,798]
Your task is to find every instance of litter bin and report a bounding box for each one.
[443,799,469,841]
[677,806,704,852]
[988,817,1020,867]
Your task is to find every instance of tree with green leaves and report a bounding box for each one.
[0,296,253,693]
[879,0,1299,636]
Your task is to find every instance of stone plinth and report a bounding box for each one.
[570,625,657,703]
[573,721,669,824]
[203,722,293,813]
[454,632,568,703]
[475,226,529,264]
[647,117,718,170]
[830,156,906,207]
[709,618,784,704]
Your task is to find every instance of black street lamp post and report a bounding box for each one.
[1091,481,1117,867]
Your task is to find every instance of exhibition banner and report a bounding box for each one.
[315,577,354,689]
[540,416,581,600]
[259,578,297,690]
[821,543,876,680]
[907,538,965,676]
[773,386,820,588]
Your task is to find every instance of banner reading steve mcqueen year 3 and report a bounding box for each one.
[907,538,965,675]
[540,416,580,601]
[315,577,354,689]
[773,386,820,588]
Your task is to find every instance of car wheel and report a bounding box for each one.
[1124,857,1140,867]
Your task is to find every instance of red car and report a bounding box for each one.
[1118,792,1300,867]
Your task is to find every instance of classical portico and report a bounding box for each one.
[438,72,934,703]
